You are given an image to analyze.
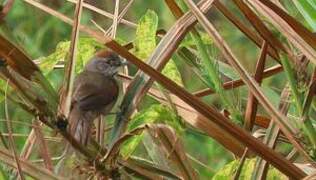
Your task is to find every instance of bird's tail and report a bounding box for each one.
[68,106,94,145]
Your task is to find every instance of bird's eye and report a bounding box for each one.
[108,59,120,66]
[96,61,109,72]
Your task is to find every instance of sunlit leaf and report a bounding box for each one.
[39,37,103,74]
[212,159,286,180]
[133,10,158,61]
[162,60,183,85]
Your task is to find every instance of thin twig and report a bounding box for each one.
[59,0,84,117]
[33,119,53,171]
[5,80,25,180]
[111,0,120,38]
[0,0,15,20]
[66,0,136,27]
[106,0,135,36]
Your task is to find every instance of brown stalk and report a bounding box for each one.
[66,0,136,27]
[0,34,39,80]
[244,41,268,130]
[246,0,316,63]
[111,0,120,38]
[104,34,306,178]
[250,0,316,48]
[0,34,58,105]
[4,81,25,180]
[193,64,283,97]
[33,120,53,171]
[124,157,180,179]
[20,129,36,160]
[58,0,83,118]
[120,160,165,179]
[0,0,15,20]
[231,0,285,52]
[253,86,291,180]
[106,0,135,36]
[237,42,268,179]
[213,0,279,61]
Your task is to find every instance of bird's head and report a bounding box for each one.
[84,51,127,76]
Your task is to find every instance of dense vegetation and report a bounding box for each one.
[0,0,315,179]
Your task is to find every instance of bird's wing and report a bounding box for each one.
[72,72,119,112]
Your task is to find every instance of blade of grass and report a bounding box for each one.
[280,54,316,150]
[233,148,248,180]
[166,0,241,122]
[193,64,283,97]
[293,0,316,31]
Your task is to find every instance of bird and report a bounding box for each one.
[68,50,126,145]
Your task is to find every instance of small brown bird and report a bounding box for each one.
[68,51,125,145]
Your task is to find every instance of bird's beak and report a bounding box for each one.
[120,58,129,66]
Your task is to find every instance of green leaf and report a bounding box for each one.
[0,79,5,102]
[181,32,213,48]
[39,37,103,74]
[217,61,239,80]
[261,86,280,108]
[212,159,286,180]
[162,60,183,85]
[120,104,182,159]
[133,10,158,60]
[293,0,316,31]
[133,10,183,85]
